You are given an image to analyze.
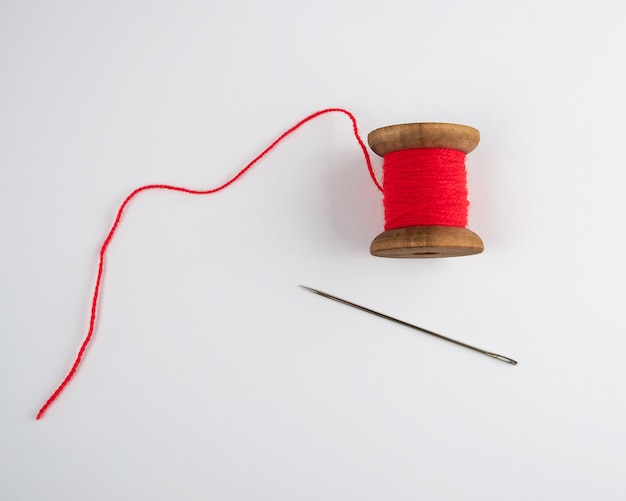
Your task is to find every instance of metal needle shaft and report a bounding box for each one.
[300,285,517,366]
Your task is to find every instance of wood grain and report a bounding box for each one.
[370,226,484,258]
[368,122,480,156]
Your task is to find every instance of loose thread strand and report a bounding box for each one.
[36,108,379,420]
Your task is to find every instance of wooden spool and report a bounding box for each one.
[368,122,484,258]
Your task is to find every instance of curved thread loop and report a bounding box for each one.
[36,108,379,419]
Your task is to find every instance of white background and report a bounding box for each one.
[2,1,626,499]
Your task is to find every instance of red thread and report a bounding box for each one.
[382,148,469,230]
[36,108,380,420]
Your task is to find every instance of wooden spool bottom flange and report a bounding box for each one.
[367,122,484,259]
[370,226,484,258]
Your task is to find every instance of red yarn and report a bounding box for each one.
[36,108,380,420]
[382,148,469,230]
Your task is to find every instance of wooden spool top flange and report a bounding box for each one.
[368,122,484,259]
[368,122,480,157]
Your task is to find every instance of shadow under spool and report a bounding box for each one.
[368,122,484,258]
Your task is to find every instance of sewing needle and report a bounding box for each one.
[299,285,517,365]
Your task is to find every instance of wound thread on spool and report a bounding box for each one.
[368,122,484,258]
[382,148,469,229]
